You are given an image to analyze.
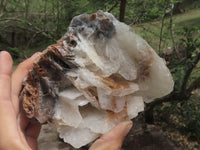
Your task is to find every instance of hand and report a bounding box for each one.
[0,51,133,150]
[0,51,41,150]
[89,120,133,150]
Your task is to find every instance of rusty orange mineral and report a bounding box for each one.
[21,11,174,148]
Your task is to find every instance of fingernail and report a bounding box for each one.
[0,51,13,72]
[0,51,2,58]
[0,51,5,56]
[0,51,2,62]
[0,51,7,61]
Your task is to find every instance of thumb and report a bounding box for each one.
[89,120,133,150]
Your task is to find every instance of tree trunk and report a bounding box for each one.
[158,12,166,54]
[56,1,60,37]
[0,0,6,17]
[169,3,175,50]
[144,92,179,124]
[24,0,30,19]
[44,0,47,31]
[119,0,126,22]
[145,107,154,124]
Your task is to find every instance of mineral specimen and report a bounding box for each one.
[21,11,174,148]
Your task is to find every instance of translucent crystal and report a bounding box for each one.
[21,11,174,148]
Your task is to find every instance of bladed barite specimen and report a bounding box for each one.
[21,11,174,148]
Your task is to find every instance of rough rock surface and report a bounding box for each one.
[38,121,180,150]
[22,10,174,148]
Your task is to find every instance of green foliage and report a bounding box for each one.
[168,26,200,91]
[156,95,200,142]
[1,0,199,58]
[126,0,180,24]
[1,0,200,148]
[153,26,200,144]
[181,96,200,141]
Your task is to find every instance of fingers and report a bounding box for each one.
[25,121,41,150]
[11,52,41,113]
[0,51,13,101]
[0,51,19,141]
[19,110,41,138]
[25,121,41,139]
[89,120,133,150]
[0,51,38,150]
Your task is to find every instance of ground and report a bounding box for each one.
[38,120,181,150]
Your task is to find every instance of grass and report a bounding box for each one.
[132,8,200,53]
[174,9,200,27]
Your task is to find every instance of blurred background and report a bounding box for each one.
[0,0,200,149]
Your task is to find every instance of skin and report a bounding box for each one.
[0,51,133,150]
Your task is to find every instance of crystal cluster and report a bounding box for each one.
[21,11,174,148]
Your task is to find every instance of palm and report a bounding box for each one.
[0,51,132,150]
[0,51,41,150]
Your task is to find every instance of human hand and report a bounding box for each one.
[89,120,132,150]
[0,51,133,150]
[0,51,41,150]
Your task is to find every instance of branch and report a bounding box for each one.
[108,1,120,12]
[186,76,200,98]
[158,12,166,54]
[0,18,54,40]
[0,18,33,26]
[169,3,175,50]
[144,92,179,124]
[181,53,200,94]
[0,24,35,33]
[26,31,46,50]
[147,92,179,110]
